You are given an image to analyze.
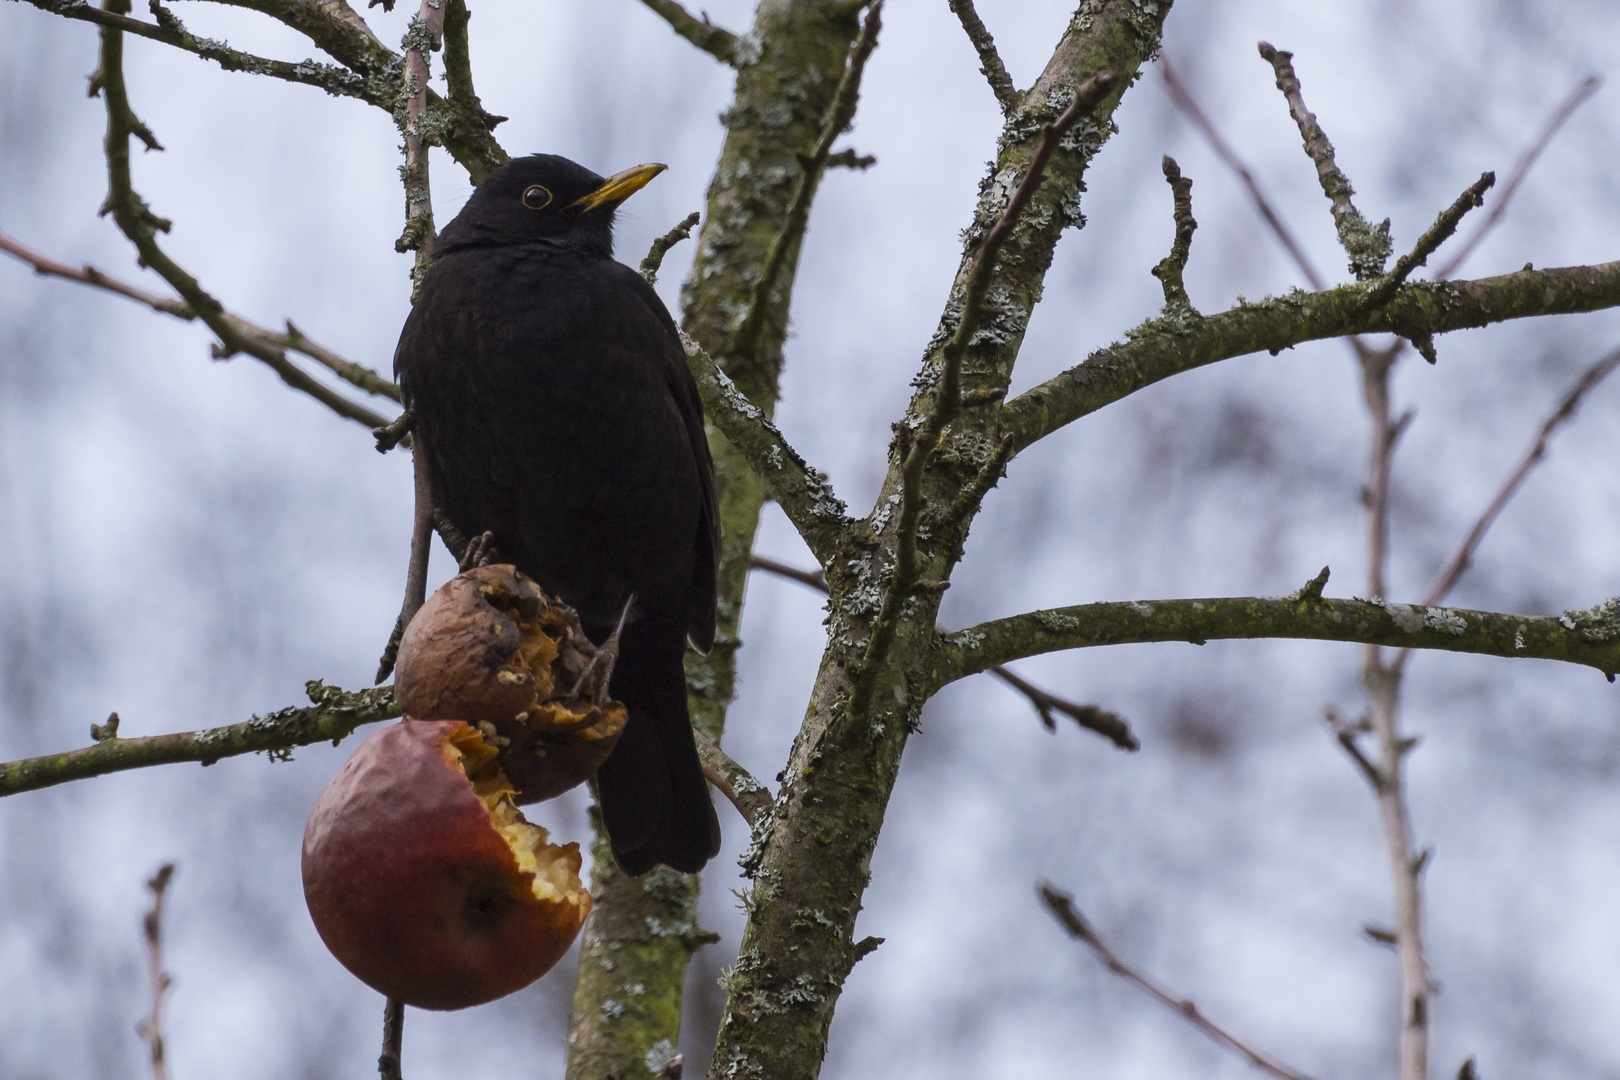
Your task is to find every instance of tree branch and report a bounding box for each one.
[947,0,1018,112]
[1000,259,1620,455]
[747,553,1139,749]
[683,337,851,566]
[0,683,397,798]
[695,728,774,826]
[937,590,1620,687]
[1257,41,1390,280]
[91,20,395,430]
[731,0,884,360]
[0,231,400,404]
[394,0,446,286]
[137,863,176,1080]
[1436,74,1601,281]
[1039,883,1321,1080]
[1150,154,1197,313]
[640,211,701,286]
[636,0,739,66]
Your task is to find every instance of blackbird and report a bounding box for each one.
[394,154,721,875]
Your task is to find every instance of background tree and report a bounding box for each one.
[1,1,1618,1079]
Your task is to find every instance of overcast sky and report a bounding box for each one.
[3,2,1619,1078]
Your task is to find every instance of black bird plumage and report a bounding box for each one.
[394,154,722,875]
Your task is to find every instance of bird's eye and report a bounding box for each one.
[521,185,553,210]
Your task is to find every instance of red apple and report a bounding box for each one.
[302,719,590,1010]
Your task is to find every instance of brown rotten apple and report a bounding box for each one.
[394,564,627,802]
[302,719,590,1010]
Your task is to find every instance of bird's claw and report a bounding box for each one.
[459,530,499,572]
[564,594,634,706]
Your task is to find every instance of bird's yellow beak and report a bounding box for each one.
[569,163,667,212]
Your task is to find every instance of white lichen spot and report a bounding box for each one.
[1514,626,1526,650]
[645,1040,680,1076]
[1382,602,1426,634]
[1129,602,1154,617]
[1424,608,1467,636]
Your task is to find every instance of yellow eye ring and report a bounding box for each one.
[521,185,553,210]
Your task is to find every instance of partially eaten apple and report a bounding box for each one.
[393,564,627,802]
[301,719,590,1010]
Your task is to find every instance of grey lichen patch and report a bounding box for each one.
[1563,597,1620,642]
[1036,608,1081,632]
[601,999,626,1020]
[1337,209,1393,281]
[949,629,986,650]
[1424,607,1468,635]
[1381,602,1426,634]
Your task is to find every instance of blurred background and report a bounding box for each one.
[3,1,1618,1077]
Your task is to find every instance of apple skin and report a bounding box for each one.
[301,719,589,1010]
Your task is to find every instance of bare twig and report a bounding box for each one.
[440,0,505,154]
[90,20,395,430]
[21,0,374,103]
[947,0,1018,112]
[379,996,405,1080]
[395,0,447,288]
[1372,173,1495,306]
[747,554,1138,749]
[0,231,400,405]
[636,0,739,66]
[136,863,176,1080]
[1390,344,1620,677]
[1150,155,1198,312]
[1039,883,1320,1080]
[641,211,702,286]
[732,0,884,360]
[1436,75,1602,281]
[694,729,774,826]
[1161,56,1326,291]
[1257,42,1390,280]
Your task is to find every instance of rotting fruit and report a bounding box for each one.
[394,563,628,802]
[301,719,590,1010]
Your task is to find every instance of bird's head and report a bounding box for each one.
[437,154,666,256]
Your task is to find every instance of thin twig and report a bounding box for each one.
[1150,155,1198,312]
[694,729,774,826]
[635,0,738,66]
[0,231,400,404]
[440,0,506,170]
[1039,883,1321,1080]
[747,554,1137,749]
[137,863,176,1080]
[731,0,884,360]
[1372,173,1495,305]
[947,0,1018,112]
[90,21,395,430]
[1257,42,1391,280]
[379,997,405,1080]
[641,211,702,286]
[1391,344,1620,676]
[1436,75,1601,281]
[395,0,447,289]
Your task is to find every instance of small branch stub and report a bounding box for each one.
[1150,155,1198,314]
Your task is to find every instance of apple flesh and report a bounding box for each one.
[301,719,590,1010]
[393,564,627,803]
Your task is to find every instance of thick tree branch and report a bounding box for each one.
[0,231,400,404]
[937,591,1620,687]
[684,337,851,565]
[0,683,398,797]
[947,0,1018,112]
[1001,260,1620,455]
[636,0,739,66]
[1039,884,1320,1080]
